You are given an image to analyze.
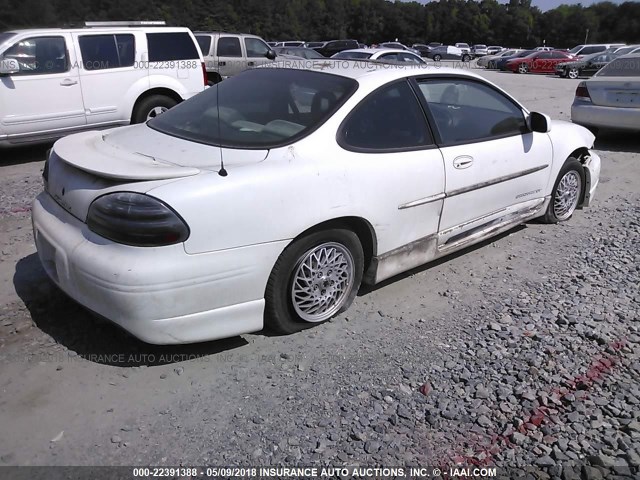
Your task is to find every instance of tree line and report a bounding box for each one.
[1,0,638,49]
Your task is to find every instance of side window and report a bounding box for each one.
[147,32,199,62]
[340,81,432,151]
[217,37,242,57]
[582,46,605,55]
[79,34,134,70]
[3,36,68,75]
[399,53,423,64]
[245,38,269,58]
[196,35,212,56]
[551,52,567,59]
[537,52,551,59]
[379,53,400,62]
[418,79,526,144]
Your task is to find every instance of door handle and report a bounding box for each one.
[60,78,78,86]
[248,61,255,66]
[219,61,226,66]
[453,155,474,169]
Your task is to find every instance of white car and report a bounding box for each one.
[32,61,601,344]
[331,48,425,64]
[0,22,206,147]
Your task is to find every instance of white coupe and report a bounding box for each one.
[32,61,601,344]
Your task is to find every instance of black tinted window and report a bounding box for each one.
[418,79,526,144]
[3,36,68,75]
[581,46,605,55]
[217,37,242,57]
[147,32,199,61]
[196,35,211,55]
[79,34,134,70]
[341,81,432,151]
[149,69,357,148]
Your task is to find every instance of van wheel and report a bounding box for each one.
[132,95,177,124]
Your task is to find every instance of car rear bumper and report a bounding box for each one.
[32,192,288,344]
[571,102,640,131]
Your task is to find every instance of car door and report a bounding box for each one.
[73,32,142,126]
[338,79,445,283]
[213,36,245,78]
[413,77,552,251]
[0,33,85,139]
[244,37,273,69]
[584,54,609,76]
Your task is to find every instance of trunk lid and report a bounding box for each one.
[586,77,640,108]
[47,125,268,221]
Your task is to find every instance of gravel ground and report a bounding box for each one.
[0,68,638,479]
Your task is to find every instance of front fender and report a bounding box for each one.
[545,120,596,193]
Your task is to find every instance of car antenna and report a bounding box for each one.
[216,44,227,177]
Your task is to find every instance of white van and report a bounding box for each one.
[0,21,206,147]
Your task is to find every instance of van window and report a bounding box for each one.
[217,37,242,57]
[3,36,68,75]
[196,35,211,56]
[79,34,135,70]
[147,32,199,62]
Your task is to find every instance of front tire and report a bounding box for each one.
[265,229,364,334]
[132,95,177,124]
[462,54,471,62]
[433,54,442,61]
[541,158,585,223]
[567,67,580,79]
[518,63,528,74]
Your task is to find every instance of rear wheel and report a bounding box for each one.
[265,229,364,334]
[433,54,442,61]
[541,158,585,223]
[462,54,471,62]
[518,63,528,74]
[132,95,177,124]
[567,67,580,79]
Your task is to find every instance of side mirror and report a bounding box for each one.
[528,111,551,133]
[266,49,276,60]
[0,58,19,75]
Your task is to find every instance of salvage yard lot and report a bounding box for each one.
[0,67,639,475]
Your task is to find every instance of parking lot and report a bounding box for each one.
[1,66,639,475]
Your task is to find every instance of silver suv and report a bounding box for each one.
[195,32,277,83]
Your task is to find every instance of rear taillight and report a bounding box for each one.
[201,61,207,86]
[575,82,591,101]
[87,192,189,247]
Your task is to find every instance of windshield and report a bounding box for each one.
[615,46,638,55]
[596,56,640,77]
[475,45,487,49]
[568,45,584,54]
[332,51,371,59]
[0,32,16,49]
[149,68,358,148]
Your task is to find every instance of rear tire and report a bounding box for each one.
[541,158,585,224]
[132,95,177,124]
[265,229,364,335]
[433,54,442,61]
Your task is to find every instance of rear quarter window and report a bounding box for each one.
[147,32,199,61]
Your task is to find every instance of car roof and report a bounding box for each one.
[9,26,191,35]
[265,58,484,83]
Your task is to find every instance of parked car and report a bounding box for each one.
[555,50,618,79]
[571,53,640,133]
[427,45,472,62]
[455,42,471,54]
[506,50,576,74]
[274,47,324,60]
[535,46,554,51]
[477,49,522,68]
[567,43,625,58]
[487,46,504,55]
[472,44,488,56]
[428,42,443,48]
[0,21,205,147]
[332,48,425,64]
[379,42,421,56]
[496,50,536,70]
[412,43,432,57]
[312,39,359,57]
[32,61,600,344]
[304,41,327,49]
[274,41,305,47]
[612,45,640,55]
[195,32,277,83]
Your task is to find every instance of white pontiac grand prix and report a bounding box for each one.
[32,61,601,344]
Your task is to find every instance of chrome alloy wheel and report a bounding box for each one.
[146,106,168,120]
[568,67,580,79]
[290,242,355,322]
[554,170,582,221]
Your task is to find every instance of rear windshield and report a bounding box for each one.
[332,51,371,59]
[195,35,211,55]
[148,68,358,148]
[597,57,640,77]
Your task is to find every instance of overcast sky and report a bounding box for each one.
[406,0,625,12]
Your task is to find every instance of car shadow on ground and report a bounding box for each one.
[359,224,526,295]
[13,254,248,367]
[594,131,640,154]
[0,143,52,167]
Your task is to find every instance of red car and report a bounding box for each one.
[506,50,576,74]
